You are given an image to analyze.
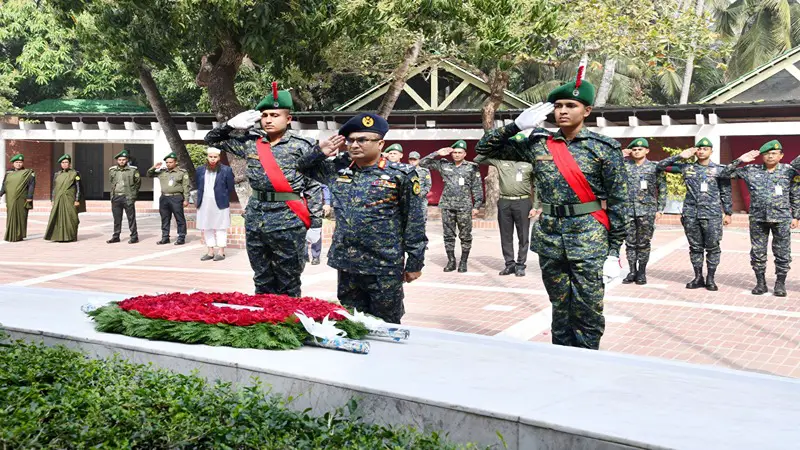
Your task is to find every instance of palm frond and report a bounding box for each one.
[657,68,683,101]
[713,0,747,38]
[791,3,800,46]
[518,80,562,103]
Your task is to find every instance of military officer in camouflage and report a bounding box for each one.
[720,140,800,297]
[147,152,190,245]
[297,113,427,324]
[621,138,667,285]
[476,70,627,350]
[420,140,483,272]
[657,138,733,291]
[107,150,141,244]
[204,86,321,297]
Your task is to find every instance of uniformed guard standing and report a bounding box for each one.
[621,138,667,285]
[0,153,35,242]
[204,84,321,296]
[476,59,627,350]
[147,152,190,245]
[107,150,141,244]
[657,138,733,291]
[297,113,427,323]
[419,140,483,272]
[720,141,800,297]
[474,140,536,277]
[385,143,403,163]
[408,151,432,222]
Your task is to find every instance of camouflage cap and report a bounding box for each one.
[408,151,421,159]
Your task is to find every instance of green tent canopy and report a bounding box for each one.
[23,99,150,113]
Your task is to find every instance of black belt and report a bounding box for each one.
[541,200,602,217]
[252,190,302,202]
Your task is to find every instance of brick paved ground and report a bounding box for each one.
[1,211,799,378]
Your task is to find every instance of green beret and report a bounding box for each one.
[57,154,71,163]
[547,81,596,106]
[759,140,782,154]
[695,137,713,148]
[385,143,403,154]
[9,154,24,162]
[114,150,130,159]
[452,140,467,150]
[256,90,293,111]
[163,152,177,161]
[627,138,649,149]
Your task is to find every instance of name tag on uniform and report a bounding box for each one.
[458,177,465,186]
[535,155,554,161]
[775,185,783,195]
[336,176,352,183]
[516,171,523,182]
[640,180,648,190]
[246,153,259,159]
[700,181,708,192]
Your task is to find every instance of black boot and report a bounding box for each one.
[457,250,470,273]
[751,272,767,295]
[622,259,637,284]
[705,267,718,291]
[499,265,515,276]
[686,266,705,289]
[774,274,787,297]
[443,251,457,272]
[635,261,648,285]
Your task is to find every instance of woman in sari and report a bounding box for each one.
[1,153,35,242]
[45,154,85,242]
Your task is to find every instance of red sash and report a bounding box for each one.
[546,137,610,230]
[255,139,311,228]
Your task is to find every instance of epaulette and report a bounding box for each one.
[288,133,316,146]
[109,166,118,170]
[586,130,621,149]
[530,129,552,139]
[388,161,416,175]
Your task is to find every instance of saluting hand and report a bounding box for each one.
[622,148,632,158]
[403,272,421,283]
[514,102,554,130]
[228,110,261,129]
[738,150,760,163]
[436,147,454,157]
[319,135,346,157]
[678,147,697,159]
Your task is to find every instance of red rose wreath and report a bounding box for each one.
[87,292,368,350]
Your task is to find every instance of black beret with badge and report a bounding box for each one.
[338,113,389,138]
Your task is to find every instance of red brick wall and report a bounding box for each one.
[6,140,53,200]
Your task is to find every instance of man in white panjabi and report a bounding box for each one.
[195,147,235,261]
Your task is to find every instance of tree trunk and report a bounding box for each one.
[678,0,705,104]
[377,36,423,119]
[138,65,196,188]
[594,57,617,107]
[196,36,252,208]
[480,68,510,220]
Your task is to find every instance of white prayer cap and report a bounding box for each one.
[206,147,221,155]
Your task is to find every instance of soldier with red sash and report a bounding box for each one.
[204,83,321,296]
[475,61,627,350]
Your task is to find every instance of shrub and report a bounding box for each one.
[0,338,483,449]
[662,146,690,200]
[186,143,209,169]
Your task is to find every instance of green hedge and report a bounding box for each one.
[0,336,484,449]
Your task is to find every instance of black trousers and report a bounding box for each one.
[111,195,138,239]
[498,198,532,268]
[159,195,187,239]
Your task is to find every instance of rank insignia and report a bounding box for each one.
[75,176,80,180]
[380,174,390,180]
[362,116,374,127]
[336,176,352,183]
[794,176,800,183]
[371,180,397,189]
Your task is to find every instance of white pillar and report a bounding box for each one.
[0,138,6,206]
[64,141,74,160]
[152,131,170,209]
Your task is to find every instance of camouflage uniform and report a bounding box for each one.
[419,153,483,267]
[623,159,667,276]
[205,126,320,297]
[297,151,427,324]
[658,155,733,275]
[108,164,141,241]
[476,125,627,350]
[720,161,800,276]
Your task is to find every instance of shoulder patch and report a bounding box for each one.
[392,163,416,175]
[109,166,117,170]
[794,175,800,183]
[129,165,138,169]
[289,133,316,146]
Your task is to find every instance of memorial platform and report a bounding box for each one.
[1,286,798,450]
